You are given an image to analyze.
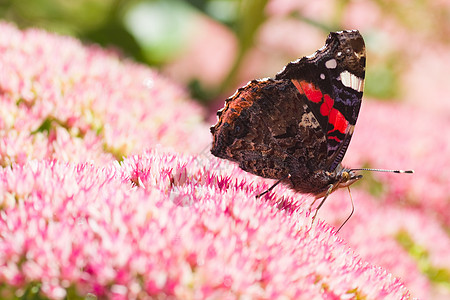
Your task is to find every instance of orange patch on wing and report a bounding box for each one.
[292,80,323,103]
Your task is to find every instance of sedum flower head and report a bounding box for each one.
[0,153,413,299]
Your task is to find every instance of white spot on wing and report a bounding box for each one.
[339,71,364,92]
[340,71,352,89]
[325,59,337,69]
[320,74,325,80]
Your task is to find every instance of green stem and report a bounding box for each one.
[220,0,268,93]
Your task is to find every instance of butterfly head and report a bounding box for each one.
[337,168,363,188]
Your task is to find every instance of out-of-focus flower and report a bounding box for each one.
[163,15,237,88]
[344,100,450,226]
[0,22,209,167]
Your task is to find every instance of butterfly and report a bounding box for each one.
[210,30,412,230]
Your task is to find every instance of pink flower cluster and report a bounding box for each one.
[0,21,449,300]
[0,22,209,167]
[0,152,412,299]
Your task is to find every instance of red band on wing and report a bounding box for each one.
[292,80,348,136]
[293,80,322,103]
[327,135,341,142]
[328,108,347,134]
[320,94,334,116]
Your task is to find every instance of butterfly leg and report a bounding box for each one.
[308,197,320,213]
[311,185,355,232]
[256,174,291,199]
[335,186,355,233]
[311,183,334,226]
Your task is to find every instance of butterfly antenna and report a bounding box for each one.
[332,167,414,232]
[350,168,414,174]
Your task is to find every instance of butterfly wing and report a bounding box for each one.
[210,79,327,184]
[275,30,366,172]
[210,30,366,195]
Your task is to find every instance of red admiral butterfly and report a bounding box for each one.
[210,30,412,228]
